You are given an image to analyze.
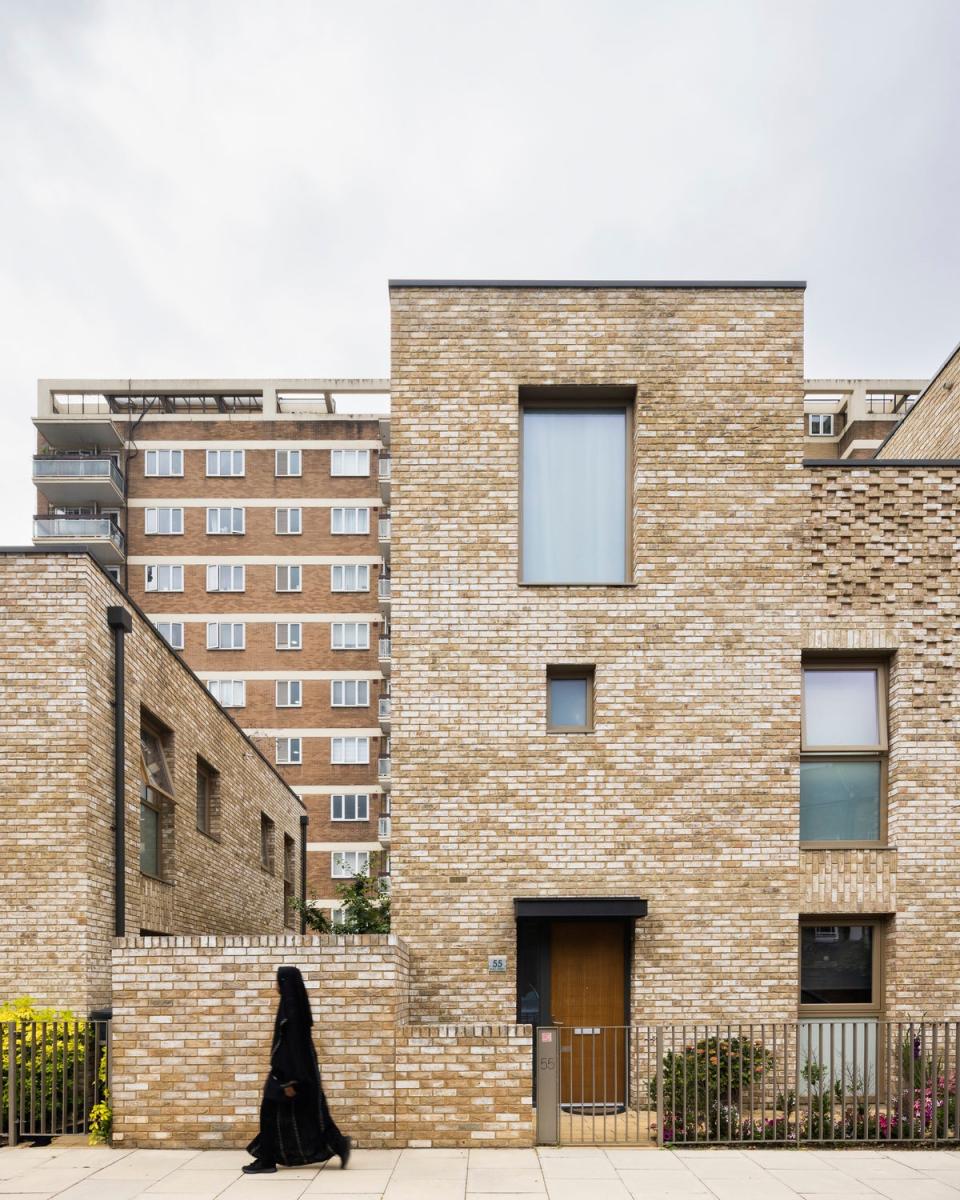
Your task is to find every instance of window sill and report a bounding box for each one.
[800,843,893,851]
[546,728,595,735]
[519,581,638,589]
[139,870,173,886]
[196,827,221,843]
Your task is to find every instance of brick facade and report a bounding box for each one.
[0,552,304,1012]
[110,935,533,1149]
[388,283,960,1029]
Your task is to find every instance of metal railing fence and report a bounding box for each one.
[536,1020,960,1147]
[2,1019,110,1146]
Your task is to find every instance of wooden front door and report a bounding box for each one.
[550,920,627,1106]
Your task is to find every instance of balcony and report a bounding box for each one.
[379,637,391,661]
[33,455,124,504]
[378,816,391,841]
[378,517,391,544]
[378,756,391,780]
[33,516,125,565]
[34,410,123,452]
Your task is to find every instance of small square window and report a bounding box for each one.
[276,622,302,650]
[799,921,880,1012]
[276,680,302,707]
[276,508,302,535]
[276,565,302,592]
[546,666,594,732]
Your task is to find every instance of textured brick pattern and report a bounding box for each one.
[389,285,807,1023]
[110,936,533,1149]
[800,849,897,913]
[807,467,960,1017]
[0,553,303,1012]
[878,346,960,459]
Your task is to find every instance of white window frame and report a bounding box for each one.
[331,736,370,765]
[330,448,370,477]
[808,413,835,437]
[144,564,183,592]
[154,621,184,650]
[331,793,370,822]
[275,449,302,477]
[206,622,245,650]
[332,850,369,878]
[276,680,303,707]
[276,564,302,593]
[206,449,245,477]
[331,563,370,593]
[144,449,183,477]
[276,737,302,766]
[206,564,245,592]
[276,507,302,535]
[207,679,246,708]
[331,622,370,650]
[145,507,183,535]
[331,507,370,535]
[276,622,302,650]
[206,507,245,535]
[331,679,370,707]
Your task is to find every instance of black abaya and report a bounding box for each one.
[247,966,348,1167]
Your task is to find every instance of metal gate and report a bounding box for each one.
[536,1020,960,1146]
[2,1019,110,1145]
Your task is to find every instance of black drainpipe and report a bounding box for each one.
[299,814,309,933]
[107,606,132,937]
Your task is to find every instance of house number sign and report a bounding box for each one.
[488,955,507,972]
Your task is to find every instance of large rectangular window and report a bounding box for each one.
[206,622,245,650]
[332,850,369,878]
[276,449,301,477]
[206,507,245,535]
[206,679,245,708]
[207,564,245,592]
[331,736,370,764]
[331,507,370,535]
[331,793,369,821]
[331,449,369,477]
[145,449,182,477]
[331,679,369,707]
[331,564,369,592]
[145,507,183,535]
[799,921,881,1014]
[276,622,302,650]
[154,621,184,650]
[206,449,244,477]
[145,564,183,592]
[276,737,302,765]
[521,397,630,584]
[332,622,369,650]
[801,661,887,845]
[276,565,302,592]
[276,507,302,535]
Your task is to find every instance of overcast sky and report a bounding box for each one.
[1,0,958,543]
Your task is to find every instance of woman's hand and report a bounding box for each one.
[283,1085,296,1099]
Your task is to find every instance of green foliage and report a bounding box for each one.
[294,871,391,935]
[1,997,108,1142]
[654,1034,776,1141]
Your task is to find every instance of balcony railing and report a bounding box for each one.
[378,697,391,720]
[379,637,391,660]
[379,517,392,541]
[378,816,391,840]
[378,756,391,779]
[378,576,391,600]
[379,457,392,480]
[33,455,123,491]
[33,516,125,553]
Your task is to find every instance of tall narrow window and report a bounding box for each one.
[283,835,296,927]
[260,813,276,872]
[139,722,174,878]
[521,395,631,584]
[196,757,219,838]
[801,661,887,845]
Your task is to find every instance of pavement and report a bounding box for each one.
[2,1144,960,1200]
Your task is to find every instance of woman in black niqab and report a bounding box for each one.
[243,966,350,1172]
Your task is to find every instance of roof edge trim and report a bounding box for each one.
[388,279,806,290]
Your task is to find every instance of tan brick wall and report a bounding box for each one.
[0,553,304,1012]
[389,285,807,1023]
[877,345,960,459]
[110,935,532,1149]
[395,1025,533,1147]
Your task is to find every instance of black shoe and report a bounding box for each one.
[242,1161,278,1174]
[339,1138,351,1169]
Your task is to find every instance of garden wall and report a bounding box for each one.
[110,935,533,1148]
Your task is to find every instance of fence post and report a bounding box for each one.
[535,1027,559,1145]
[7,1021,17,1147]
[655,1027,664,1146]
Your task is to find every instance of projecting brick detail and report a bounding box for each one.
[800,850,897,913]
[877,345,960,459]
[0,553,304,1013]
[110,936,533,1149]
[395,1025,534,1147]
